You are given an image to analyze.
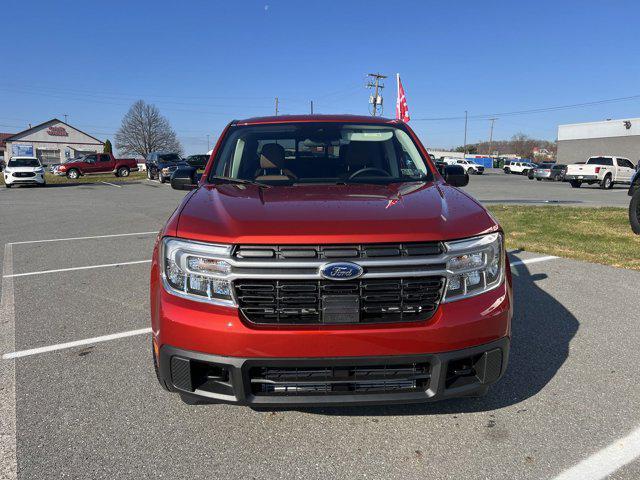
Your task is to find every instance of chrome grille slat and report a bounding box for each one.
[234,242,443,261]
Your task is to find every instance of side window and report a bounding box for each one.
[618,158,633,169]
[99,154,110,162]
[85,154,97,162]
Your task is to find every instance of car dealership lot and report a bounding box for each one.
[1,181,640,479]
[466,169,631,207]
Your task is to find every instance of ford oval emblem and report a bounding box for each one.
[320,262,364,281]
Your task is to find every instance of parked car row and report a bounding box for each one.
[145,152,210,183]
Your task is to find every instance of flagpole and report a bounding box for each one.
[396,73,400,119]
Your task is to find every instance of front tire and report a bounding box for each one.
[536,178,542,181]
[117,167,130,177]
[570,180,582,188]
[630,189,640,234]
[4,183,11,188]
[504,168,510,174]
[67,169,79,180]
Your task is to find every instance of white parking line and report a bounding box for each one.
[510,255,558,267]
[9,231,157,245]
[100,181,122,188]
[553,425,640,480]
[2,328,152,360]
[3,259,151,278]
[0,244,17,478]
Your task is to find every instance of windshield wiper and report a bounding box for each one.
[210,176,272,188]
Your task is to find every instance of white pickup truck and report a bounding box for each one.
[564,156,636,189]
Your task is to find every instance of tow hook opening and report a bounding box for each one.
[445,348,503,390]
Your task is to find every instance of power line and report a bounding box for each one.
[412,94,640,122]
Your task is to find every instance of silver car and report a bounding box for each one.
[533,163,555,181]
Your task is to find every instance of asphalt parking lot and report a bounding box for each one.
[465,169,631,207]
[1,178,639,480]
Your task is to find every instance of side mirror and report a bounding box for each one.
[443,165,469,187]
[171,166,198,190]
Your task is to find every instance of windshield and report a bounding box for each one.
[210,123,433,184]
[8,158,40,168]
[158,153,181,163]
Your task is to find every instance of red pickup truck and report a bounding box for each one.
[150,115,512,407]
[53,153,139,179]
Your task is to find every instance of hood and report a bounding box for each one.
[176,181,498,244]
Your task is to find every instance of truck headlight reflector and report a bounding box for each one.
[162,238,235,306]
[443,232,503,302]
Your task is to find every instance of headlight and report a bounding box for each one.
[161,237,235,306]
[443,232,504,302]
[35,167,44,173]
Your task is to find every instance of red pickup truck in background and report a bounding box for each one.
[53,153,139,179]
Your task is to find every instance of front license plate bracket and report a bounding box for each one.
[321,295,360,323]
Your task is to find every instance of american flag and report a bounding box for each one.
[396,74,410,122]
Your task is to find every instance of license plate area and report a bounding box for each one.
[321,295,360,323]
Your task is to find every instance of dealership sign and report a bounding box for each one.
[12,144,34,156]
[47,126,69,137]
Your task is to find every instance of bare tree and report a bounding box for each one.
[115,100,182,157]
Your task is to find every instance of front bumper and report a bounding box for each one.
[4,173,45,184]
[157,337,510,406]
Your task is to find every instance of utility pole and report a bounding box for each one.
[463,110,468,155]
[366,73,387,116]
[310,100,314,114]
[275,97,279,116]
[488,118,496,156]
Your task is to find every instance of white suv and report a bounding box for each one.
[3,157,46,188]
[504,161,534,175]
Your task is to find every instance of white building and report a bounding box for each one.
[557,118,640,165]
[3,119,104,166]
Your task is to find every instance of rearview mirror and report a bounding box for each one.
[443,165,469,187]
[171,166,198,190]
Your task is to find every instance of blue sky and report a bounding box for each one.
[3,0,640,155]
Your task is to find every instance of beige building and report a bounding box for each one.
[557,118,640,166]
[3,119,104,166]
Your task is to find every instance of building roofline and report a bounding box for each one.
[2,118,104,144]
[558,117,640,128]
